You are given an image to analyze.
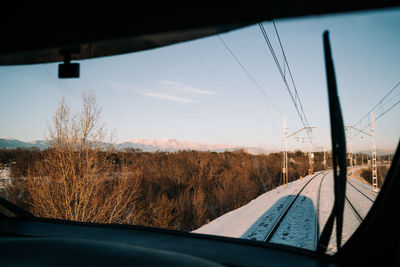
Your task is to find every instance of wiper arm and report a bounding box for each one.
[317,31,347,254]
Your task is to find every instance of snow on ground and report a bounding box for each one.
[242,194,297,241]
[194,167,378,253]
[348,166,379,198]
[269,172,326,250]
[348,177,378,200]
[192,174,316,238]
[325,199,363,254]
[318,172,334,235]
[0,168,10,179]
[346,167,377,220]
[346,180,374,219]
[0,168,11,189]
[323,169,377,254]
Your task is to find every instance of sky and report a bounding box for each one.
[1,7,400,153]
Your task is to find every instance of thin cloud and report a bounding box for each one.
[106,81,142,94]
[145,92,194,103]
[159,80,219,95]
[106,80,213,103]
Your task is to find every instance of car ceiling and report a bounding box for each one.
[0,2,398,65]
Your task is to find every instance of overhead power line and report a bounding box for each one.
[352,80,400,129]
[351,80,400,139]
[258,22,308,127]
[272,21,311,129]
[217,34,282,116]
[258,22,320,148]
[217,34,283,138]
[354,98,400,138]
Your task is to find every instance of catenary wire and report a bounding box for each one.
[258,22,320,149]
[216,34,282,138]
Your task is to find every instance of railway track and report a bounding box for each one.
[345,179,375,222]
[263,171,329,250]
[321,178,375,254]
[259,171,374,251]
[315,171,329,250]
[346,179,375,202]
[345,196,364,222]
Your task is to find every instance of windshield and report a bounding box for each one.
[1,7,399,254]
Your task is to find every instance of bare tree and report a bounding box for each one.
[25,92,140,223]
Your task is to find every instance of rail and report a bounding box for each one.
[263,171,326,247]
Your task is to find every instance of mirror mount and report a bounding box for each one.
[58,48,80,79]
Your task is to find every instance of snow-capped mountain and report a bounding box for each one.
[116,138,237,152]
[0,137,271,154]
[0,137,239,153]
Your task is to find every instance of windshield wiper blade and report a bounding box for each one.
[317,31,347,254]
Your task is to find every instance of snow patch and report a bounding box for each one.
[193,174,314,238]
[194,170,376,253]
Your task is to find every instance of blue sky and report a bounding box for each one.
[1,8,400,152]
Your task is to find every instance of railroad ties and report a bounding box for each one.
[260,171,374,252]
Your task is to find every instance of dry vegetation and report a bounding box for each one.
[360,166,389,188]
[0,93,326,231]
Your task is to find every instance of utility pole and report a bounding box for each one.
[371,112,378,192]
[345,116,378,191]
[344,127,354,175]
[349,138,353,169]
[308,139,314,175]
[345,126,369,171]
[312,146,326,170]
[283,117,316,183]
[283,116,288,189]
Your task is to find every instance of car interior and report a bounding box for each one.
[1,2,400,266]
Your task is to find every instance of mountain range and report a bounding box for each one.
[116,138,238,152]
[1,137,394,155]
[0,137,259,153]
[0,137,49,150]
